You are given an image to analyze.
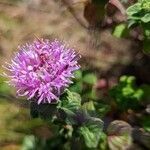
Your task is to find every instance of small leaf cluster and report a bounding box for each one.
[110,75,144,110]
[127,0,150,26]
[126,0,150,52]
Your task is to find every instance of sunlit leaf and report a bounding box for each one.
[141,13,150,23]
[126,3,141,16]
[112,24,127,38]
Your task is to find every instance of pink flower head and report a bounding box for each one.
[5,39,80,104]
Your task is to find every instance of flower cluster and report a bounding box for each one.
[5,39,80,104]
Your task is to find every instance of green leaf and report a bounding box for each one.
[99,132,108,150]
[144,28,150,39]
[120,75,135,83]
[79,117,103,148]
[141,0,150,12]
[83,73,97,85]
[69,81,83,93]
[58,89,81,115]
[74,70,82,80]
[82,101,95,112]
[96,103,110,118]
[133,89,144,100]
[113,24,127,38]
[141,13,150,23]
[126,3,142,16]
[128,20,137,28]
[83,88,97,100]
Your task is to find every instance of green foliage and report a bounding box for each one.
[95,103,111,118]
[16,73,149,149]
[29,89,105,149]
[82,101,96,115]
[112,24,128,38]
[110,75,144,110]
[58,89,81,116]
[83,73,97,85]
[69,70,98,100]
[127,0,150,53]
[127,0,150,26]
[74,70,82,80]
[58,90,104,148]
[79,117,103,148]
[99,133,108,150]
